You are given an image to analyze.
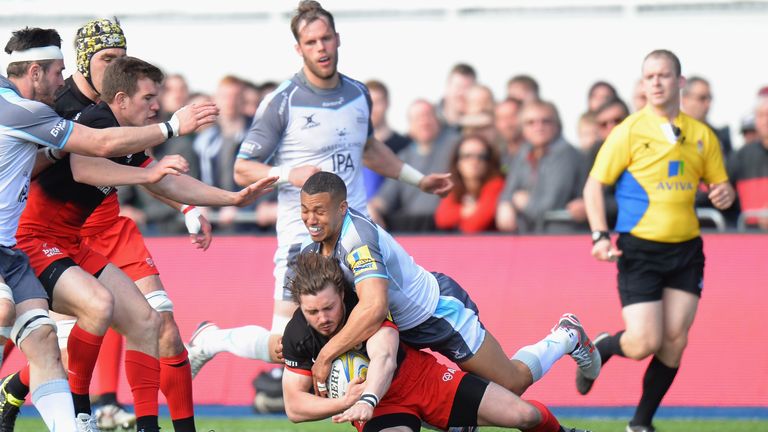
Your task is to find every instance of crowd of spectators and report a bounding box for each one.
[122,64,768,235]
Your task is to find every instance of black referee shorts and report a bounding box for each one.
[616,234,705,307]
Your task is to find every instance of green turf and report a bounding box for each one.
[11,417,768,431]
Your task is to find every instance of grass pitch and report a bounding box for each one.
[11,416,768,431]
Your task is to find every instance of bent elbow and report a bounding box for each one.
[233,159,249,187]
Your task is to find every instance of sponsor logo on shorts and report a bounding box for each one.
[285,359,298,367]
[42,244,62,257]
[452,348,467,361]
[145,257,155,267]
[346,245,377,276]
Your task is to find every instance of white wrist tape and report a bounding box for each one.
[398,163,425,187]
[181,205,202,234]
[268,165,291,186]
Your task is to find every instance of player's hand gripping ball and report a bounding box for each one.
[327,350,369,399]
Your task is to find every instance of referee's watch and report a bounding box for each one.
[591,230,610,245]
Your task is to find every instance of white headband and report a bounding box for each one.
[8,46,63,64]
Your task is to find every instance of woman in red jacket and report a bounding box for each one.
[435,134,505,233]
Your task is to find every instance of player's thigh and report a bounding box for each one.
[476,381,538,427]
[50,264,113,317]
[621,300,664,350]
[456,331,530,394]
[97,263,155,329]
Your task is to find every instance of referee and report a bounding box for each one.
[579,50,734,432]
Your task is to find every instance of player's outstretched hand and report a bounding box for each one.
[591,238,622,262]
[175,102,220,135]
[708,182,735,210]
[147,155,188,183]
[419,173,453,197]
[230,176,278,207]
[288,165,321,188]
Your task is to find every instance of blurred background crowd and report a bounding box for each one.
[115,66,768,235]
[3,0,767,236]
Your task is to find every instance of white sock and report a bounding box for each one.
[201,325,272,361]
[511,329,576,382]
[31,378,77,432]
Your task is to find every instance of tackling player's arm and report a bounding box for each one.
[312,277,388,392]
[332,324,399,424]
[63,102,218,158]
[362,137,453,196]
[282,369,363,423]
[70,153,189,186]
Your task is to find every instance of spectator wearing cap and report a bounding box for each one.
[740,114,758,144]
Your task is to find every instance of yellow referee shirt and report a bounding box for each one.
[590,106,728,243]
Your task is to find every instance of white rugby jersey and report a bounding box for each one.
[298,208,440,331]
[0,76,73,246]
[237,70,373,249]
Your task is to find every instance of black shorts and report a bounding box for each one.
[616,234,705,307]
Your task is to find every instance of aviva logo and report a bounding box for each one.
[668,160,684,177]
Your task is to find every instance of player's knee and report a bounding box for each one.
[0,284,14,327]
[158,312,184,354]
[623,329,662,359]
[145,290,174,314]
[515,402,543,429]
[14,309,59,362]
[87,285,115,325]
[662,330,688,356]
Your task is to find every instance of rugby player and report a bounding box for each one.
[0,27,216,432]
[54,18,210,431]
[187,0,451,381]
[282,253,590,432]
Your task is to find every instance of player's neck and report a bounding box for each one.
[8,75,33,99]
[73,72,99,103]
[302,66,339,90]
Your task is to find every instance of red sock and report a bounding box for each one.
[19,363,30,387]
[125,350,160,418]
[523,400,561,432]
[160,348,195,420]
[93,328,123,395]
[67,324,104,395]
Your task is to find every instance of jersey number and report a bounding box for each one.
[332,152,355,173]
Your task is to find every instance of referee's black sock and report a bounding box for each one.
[596,330,626,365]
[630,356,678,427]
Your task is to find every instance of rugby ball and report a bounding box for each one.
[327,350,369,399]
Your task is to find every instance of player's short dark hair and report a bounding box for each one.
[507,74,540,96]
[288,253,351,304]
[291,0,336,42]
[644,49,682,77]
[595,97,629,118]
[366,79,389,102]
[4,27,62,77]
[450,63,477,80]
[302,172,347,203]
[101,56,164,103]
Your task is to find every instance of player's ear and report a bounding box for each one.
[678,75,687,91]
[115,91,128,109]
[340,199,348,213]
[294,42,302,57]
[335,32,341,48]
